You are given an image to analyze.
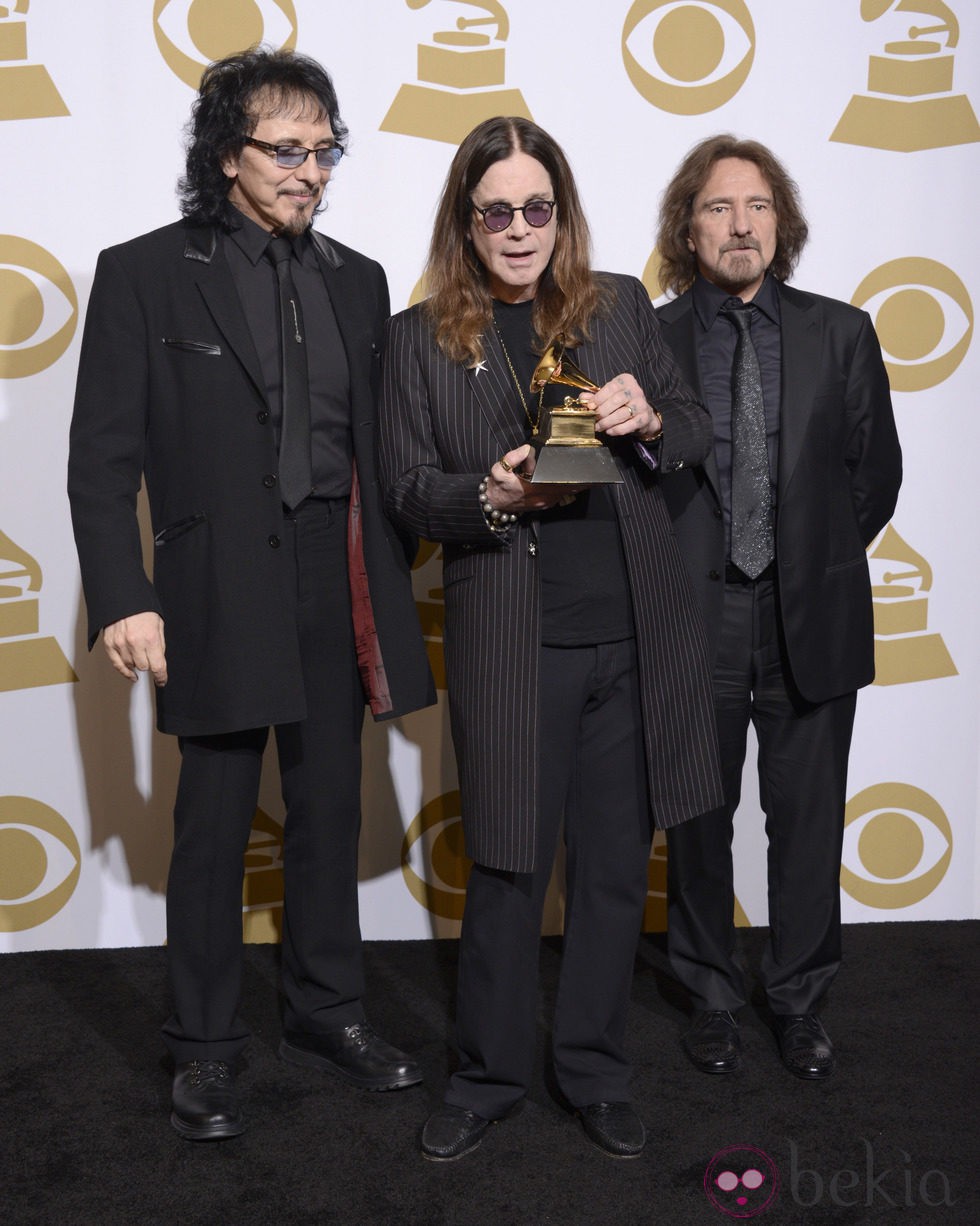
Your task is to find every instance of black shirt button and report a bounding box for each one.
[257,410,269,424]
[268,534,281,549]
[708,569,721,581]
[263,473,277,488]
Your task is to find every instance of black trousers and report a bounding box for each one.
[446,639,653,1118]
[162,498,366,1062]
[667,575,856,1016]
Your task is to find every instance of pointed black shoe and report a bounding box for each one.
[171,1060,245,1140]
[421,1105,491,1161]
[773,1013,835,1079]
[279,1022,422,1090]
[579,1102,646,1158]
[682,1009,742,1074]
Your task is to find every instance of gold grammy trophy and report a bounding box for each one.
[526,344,623,485]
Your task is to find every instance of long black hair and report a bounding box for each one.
[178,46,347,227]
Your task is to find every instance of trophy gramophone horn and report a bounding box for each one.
[526,343,623,485]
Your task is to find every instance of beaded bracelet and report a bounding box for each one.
[478,476,518,534]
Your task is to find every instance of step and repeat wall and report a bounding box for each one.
[1,1,977,950]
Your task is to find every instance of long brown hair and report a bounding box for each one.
[656,134,809,297]
[423,117,606,366]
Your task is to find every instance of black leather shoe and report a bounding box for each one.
[579,1102,646,1158]
[421,1104,491,1161]
[773,1013,835,1079]
[279,1022,422,1090]
[171,1060,245,1141]
[683,1009,742,1074]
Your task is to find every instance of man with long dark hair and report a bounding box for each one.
[68,47,433,1139]
[380,117,722,1161]
[655,135,901,1080]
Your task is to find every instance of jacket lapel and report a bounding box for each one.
[185,228,266,399]
[466,326,532,451]
[776,283,821,499]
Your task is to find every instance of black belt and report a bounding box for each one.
[725,561,776,584]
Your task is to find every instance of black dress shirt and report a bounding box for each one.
[692,273,781,559]
[492,299,634,646]
[224,209,352,499]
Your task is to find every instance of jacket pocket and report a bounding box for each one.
[154,513,207,546]
[162,338,221,356]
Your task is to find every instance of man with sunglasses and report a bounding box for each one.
[68,47,433,1139]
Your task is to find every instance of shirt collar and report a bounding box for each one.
[693,271,781,330]
[225,206,314,266]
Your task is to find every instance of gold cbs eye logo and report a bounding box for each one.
[852,258,972,392]
[0,237,77,379]
[401,790,470,920]
[622,0,755,115]
[0,797,81,932]
[153,0,297,89]
[841,783,952,909]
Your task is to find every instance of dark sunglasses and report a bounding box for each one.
[244,137,344,170]
[471,199,556,233]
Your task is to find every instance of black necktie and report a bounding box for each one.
[267,236,312,510]
[722,301,774,579]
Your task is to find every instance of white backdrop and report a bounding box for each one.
[1,0,977,951]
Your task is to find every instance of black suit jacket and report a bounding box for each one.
[380,274,723,873]
[68,220,433,736]
[656,280,902,704]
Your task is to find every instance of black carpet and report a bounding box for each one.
[1,922,975,1225]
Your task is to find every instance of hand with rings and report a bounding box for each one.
[485,444,579,514]
[585,373,663,442]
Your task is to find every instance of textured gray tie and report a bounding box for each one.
[267,236,313,510]
[722,302,774,579]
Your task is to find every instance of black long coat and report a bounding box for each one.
[379,274,723,873]
[68,220,434,736]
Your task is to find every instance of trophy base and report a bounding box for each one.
[529,441,623,485]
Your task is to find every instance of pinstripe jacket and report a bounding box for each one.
[380,274,723,872]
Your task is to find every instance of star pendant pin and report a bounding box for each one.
[472,359,488,376]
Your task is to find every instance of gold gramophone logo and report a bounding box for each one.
[242,806,283,943]
[841,783,951,908]
[622,0,755,115]
[153,0,297,90]
[831,1,980,151]
[0,797,81,932]
[0,1,69,121]
[381,1,531,145]
[412,538,447,691]
[852,258,972,392]
[0,530,77,694]
[402,789,470,919]
[867,524,956,686]
[0,236,77,378]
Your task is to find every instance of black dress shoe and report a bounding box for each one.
[279,1022,422,1090]
[579,1102,646,1158]
[171,1060,245,1141]
[773,1013,835,1079]
[683,1010,742,1074]
[421,1104,491,1161]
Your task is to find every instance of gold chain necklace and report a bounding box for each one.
[494,326,546,437]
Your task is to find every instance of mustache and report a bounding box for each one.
[721,239,761,254]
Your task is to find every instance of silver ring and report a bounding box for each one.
[626,403,635,418]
